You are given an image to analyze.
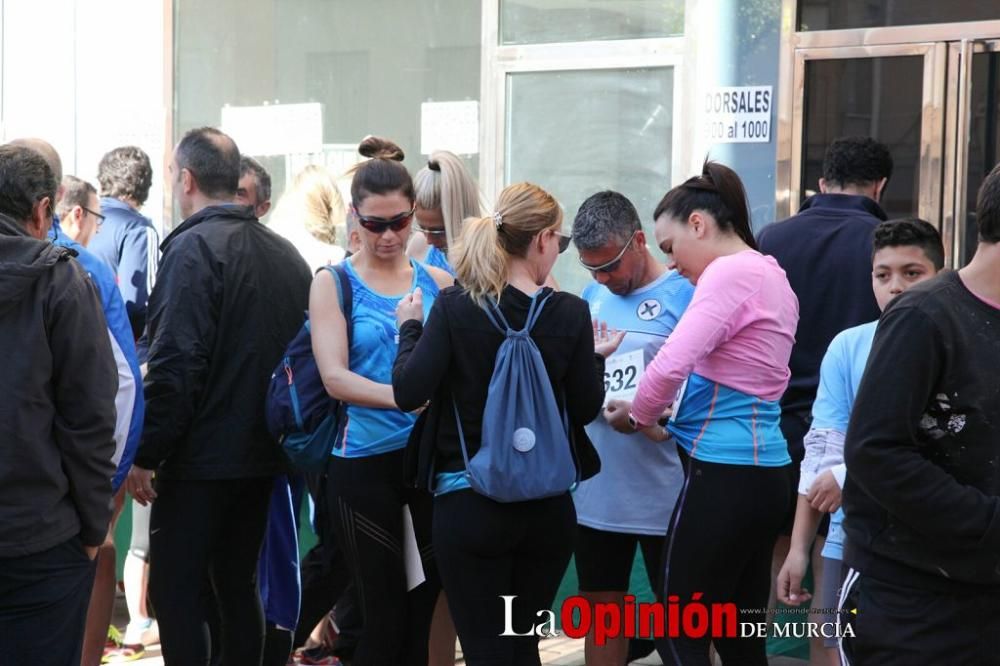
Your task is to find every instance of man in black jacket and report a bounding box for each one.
[126,128,311,665]
[0,144,118,664]
[840,165,1000,664]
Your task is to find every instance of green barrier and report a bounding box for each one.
[112,497,807,659]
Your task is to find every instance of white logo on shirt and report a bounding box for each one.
[636,299,661,321]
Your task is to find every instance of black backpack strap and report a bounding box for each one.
[323,263,355,455]
[323,263,354,346]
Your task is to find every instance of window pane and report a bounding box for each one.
[798,0,1000,31]
[501,0,683,45]
[175,0,480,226]
[963,51,1000,265]
[506,68,674,295]
[801,57,923,219]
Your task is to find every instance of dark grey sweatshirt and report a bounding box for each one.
[0,213,117,556]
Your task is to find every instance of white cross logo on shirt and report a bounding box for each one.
[637,299,661,321]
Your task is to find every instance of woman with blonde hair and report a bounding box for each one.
[392,182,617,665]
[310,137,453,665]
[270,164,347,271]
[407,150,483,275]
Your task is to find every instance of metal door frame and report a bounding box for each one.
[775,0,1000,267]
[944,39,1000,265]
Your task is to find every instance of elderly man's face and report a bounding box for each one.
[235,173,269,217]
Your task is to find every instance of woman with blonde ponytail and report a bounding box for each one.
[392,182,618,666]
[408,150,483,275]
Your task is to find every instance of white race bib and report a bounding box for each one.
[603,348,645,406]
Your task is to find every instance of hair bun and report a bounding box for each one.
[358,136,405,162]
[427,158,441,172]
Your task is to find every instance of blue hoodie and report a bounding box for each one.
[50,219,144,492]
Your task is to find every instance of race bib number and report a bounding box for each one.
[603,348,645,406]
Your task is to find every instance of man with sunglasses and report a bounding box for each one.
[570,190,694,666]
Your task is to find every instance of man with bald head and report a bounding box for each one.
[126,127,311,665]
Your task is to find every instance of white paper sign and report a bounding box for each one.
[702,86,773,144]
[420,101,479,155]
[221,103,323,156]
[402,505,426,591]
[603,348,645,406]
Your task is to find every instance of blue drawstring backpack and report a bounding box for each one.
[265,264,352,471]
[452,291,578,502]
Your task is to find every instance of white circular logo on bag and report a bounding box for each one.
[512,428,536,452]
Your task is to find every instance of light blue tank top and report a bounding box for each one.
[334,259,439,458]
[423,245,455,276]
[668,373,791,467]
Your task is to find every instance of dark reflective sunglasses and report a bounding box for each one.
[557,232,572,254]
[354,206,415,234]
[578,230,637,274]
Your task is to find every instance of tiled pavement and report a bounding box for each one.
[115,635,803,665]
[120,635,648,665]
[113,604,799,666]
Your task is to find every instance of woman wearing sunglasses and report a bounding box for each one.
[309,136,453,665]
[391,182,609,666]
[607,161,798,665]
[408,150,483,276]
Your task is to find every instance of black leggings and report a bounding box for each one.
[656,450,792,666]
[326,449,438,666]
[149,477,273,666]
[294,470,354,651]
[433,490,576,666]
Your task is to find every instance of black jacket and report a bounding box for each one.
[135,205,312,479]
[0,214,117,556]
[757,194,884,433]
[392,285,604,491]
[844,272,1000,590]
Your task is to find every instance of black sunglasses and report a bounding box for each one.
[353,206,415,234]
[557,232,571,254]
[578,230,637,274]
[82,206,106,225]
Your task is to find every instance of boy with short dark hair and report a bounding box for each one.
[777,218,944,664]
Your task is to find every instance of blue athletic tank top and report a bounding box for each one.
[423,245,455,276]
[667,373,790,467]
[335,259,440,458]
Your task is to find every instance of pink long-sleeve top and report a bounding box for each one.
[630,250,799,427]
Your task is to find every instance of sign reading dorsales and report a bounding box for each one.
[702,86,773,144]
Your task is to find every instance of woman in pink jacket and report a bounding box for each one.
[609,161,799,665]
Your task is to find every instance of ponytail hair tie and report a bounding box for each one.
[492,211,503,229]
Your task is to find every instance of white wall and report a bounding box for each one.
[1,0,167,232]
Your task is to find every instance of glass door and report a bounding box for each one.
[788,43,946,226]
[945,39,1000,266]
